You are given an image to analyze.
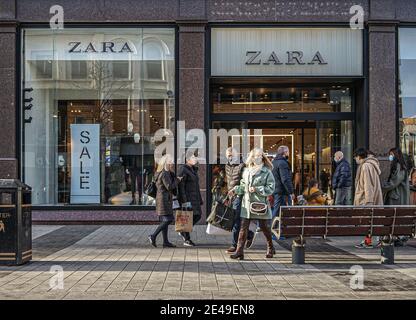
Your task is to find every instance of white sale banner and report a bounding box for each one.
[70,124,100,204]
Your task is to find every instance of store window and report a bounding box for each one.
[399,28,416,167]
[22,28,176,206]
[212,85,353,113]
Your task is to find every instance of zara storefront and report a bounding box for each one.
[208,27,364,202]
[1,0,414,223]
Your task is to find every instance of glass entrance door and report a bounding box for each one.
[210,120,353,202]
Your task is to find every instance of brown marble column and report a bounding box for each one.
[368,22,398,181]
[178,21,207,222]
[0,22,18,179]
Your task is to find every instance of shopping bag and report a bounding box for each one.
[207,199,235,232]
[206,223,231,236]
[175,209,193,233]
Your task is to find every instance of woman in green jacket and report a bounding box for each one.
[228,147,276,260]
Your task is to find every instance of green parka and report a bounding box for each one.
[234,166,275,220]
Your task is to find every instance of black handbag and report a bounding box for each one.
[144,176,157,199]
[207,197,235,231]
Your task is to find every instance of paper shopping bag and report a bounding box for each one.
[175,210,193,233]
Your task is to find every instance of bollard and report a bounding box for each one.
[381,242,394,265]
[292,240,305,264]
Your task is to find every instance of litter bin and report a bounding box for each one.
[0,179,32,265]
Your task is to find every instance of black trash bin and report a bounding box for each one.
[0,179,32,265]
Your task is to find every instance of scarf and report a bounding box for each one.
[248,164,263,177]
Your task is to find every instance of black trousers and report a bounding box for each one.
[180,214,202,241]
[152,215,174,244]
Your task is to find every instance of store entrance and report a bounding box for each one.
[246,121,316,195]
[210,119,353,201]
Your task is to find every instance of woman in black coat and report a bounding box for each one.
[177,155,203,247]
[148,155,182,248]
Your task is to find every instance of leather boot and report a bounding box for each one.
[230,219,250,260]
[260,220,276,259]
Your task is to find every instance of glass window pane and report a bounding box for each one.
[399,28,416,167]
[22,28,175,206]
[212,85,352,113]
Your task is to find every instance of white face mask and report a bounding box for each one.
[253,157,263,166]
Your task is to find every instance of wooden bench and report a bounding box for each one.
[271,206,416,265]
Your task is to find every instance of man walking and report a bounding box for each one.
[272,146,295,219]
[353,148,383,248]
[332,151,353,205]
[225,147,254,253]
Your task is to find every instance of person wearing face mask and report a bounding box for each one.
[381,148,410,247]
[332,151,353,205]
[382,148,409,205]
[225,147,255,253]
[228,148,276,260]
[177,154,203,247]
[148,154,182,248]
[353,148,383,249]
[272,146,295,220]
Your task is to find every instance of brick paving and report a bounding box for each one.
[0,225,416,300]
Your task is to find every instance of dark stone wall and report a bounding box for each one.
[1,0,416,214]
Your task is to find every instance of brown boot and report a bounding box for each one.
[230,218,250,260]
[260,220,276,259]
[226,246,236,254]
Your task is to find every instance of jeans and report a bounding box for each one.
[334,187,352,205]
[231,197,254,248]
[272,193,292,219]
[180,214,202,241]
[152,214,174,244]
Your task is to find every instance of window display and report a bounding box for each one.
[21,28,176,205]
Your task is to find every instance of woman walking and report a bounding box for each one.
[177,154,203,247]
[382,148,410,247]
[229,148,276,260]
[382,148,410,205]
[148,154,182,248]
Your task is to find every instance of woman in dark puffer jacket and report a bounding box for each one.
[148,154,182,248]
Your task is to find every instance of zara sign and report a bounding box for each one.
[211,28,363,77]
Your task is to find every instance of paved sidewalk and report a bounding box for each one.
[1,225,416,300]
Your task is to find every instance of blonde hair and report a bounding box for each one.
[156,154,174,172]
[245,147,273,169]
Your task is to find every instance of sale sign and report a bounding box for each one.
[70,124,100,204]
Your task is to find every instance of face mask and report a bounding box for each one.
[254,157,263,165]
[334,157,339,163]
[389,155,394,162]
[284,154,289,160]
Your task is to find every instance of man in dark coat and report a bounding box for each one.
[177,155,203,246]
[224,147,255,253]
[332,151,353,205]
[272,146,295,219]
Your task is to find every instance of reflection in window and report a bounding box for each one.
[22,28,175,206]
[211,85,352,113]
[399,28,416,168]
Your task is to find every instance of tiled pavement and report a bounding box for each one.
[0,225,416,300]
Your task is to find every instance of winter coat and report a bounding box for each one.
[353,156,383,206]
[332,158,353,189]
[225,162,245,192]
[382,163,410,205]
[272,155,294,195]
[177,164,203,216]
[303,187,327,206]
[155,170,179,216]
[234,165,275,220]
